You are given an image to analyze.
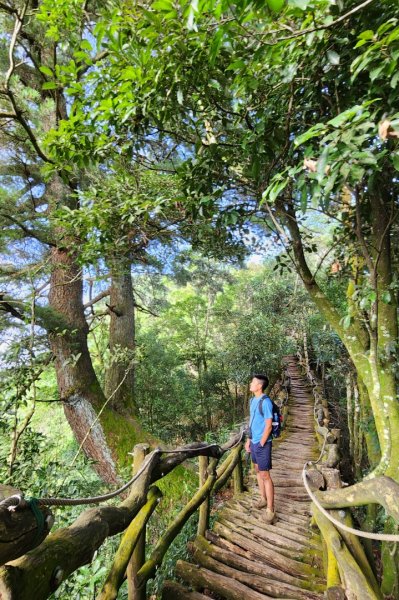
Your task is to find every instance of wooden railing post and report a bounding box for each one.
[232,450,244,496]
[197,456,210,536]
[127,443,150,600]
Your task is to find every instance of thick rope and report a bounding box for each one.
[0,430,245,511]
[302,466,399,542]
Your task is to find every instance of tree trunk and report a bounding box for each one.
[356,378,380,470]
[105,260,136,414]
[48,245,119,484]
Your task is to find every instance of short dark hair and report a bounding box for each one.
[253,374,269,392]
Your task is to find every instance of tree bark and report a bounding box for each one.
[105,260,136,413]
[48,242,118,484]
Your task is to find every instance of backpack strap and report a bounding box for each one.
[258,394,269,417]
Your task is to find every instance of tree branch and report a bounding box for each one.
[1,2,53,164]
[4,1,28,89]
[278,199,369,351]
[0,212,54,245]
[0,2,17,14]
[0,293,24,319]
[258,0,376,42]
[83,289,111,309]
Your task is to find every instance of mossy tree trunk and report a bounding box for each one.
[104,259,136,414]
[48,240,119,484]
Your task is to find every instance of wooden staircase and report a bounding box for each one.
[162,357,326,599]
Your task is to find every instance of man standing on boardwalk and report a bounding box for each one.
[245,374,276,524]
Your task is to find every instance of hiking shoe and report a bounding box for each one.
[264,508,277,524]
[254,498,268,509]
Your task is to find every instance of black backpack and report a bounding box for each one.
[259,395,282,439]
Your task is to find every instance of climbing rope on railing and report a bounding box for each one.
[0,429,246,511]
[302,466,399,542]
[299,360,399,542]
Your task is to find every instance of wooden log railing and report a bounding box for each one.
[297,349,399,600]
[0,431,246,600]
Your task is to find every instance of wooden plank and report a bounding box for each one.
[189,541,324,600]
[212,522,317,579]
[176,560,279,600]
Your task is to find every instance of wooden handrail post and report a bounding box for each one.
[197,456,210,536]
[127,443,150,600]
[232,449,244,496]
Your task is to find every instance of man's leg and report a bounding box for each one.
[255,465,266,499]
[253,465,267,508]
[259,470,274,511]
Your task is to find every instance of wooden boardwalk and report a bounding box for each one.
[162,357,326,600]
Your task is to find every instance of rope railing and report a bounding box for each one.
[0,432,246,512]
[302,468,399,542]
[299,355,399,542]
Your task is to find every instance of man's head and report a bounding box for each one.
[250,374,269,395]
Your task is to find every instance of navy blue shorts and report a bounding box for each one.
[250,441,272,471]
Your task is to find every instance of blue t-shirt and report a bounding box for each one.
[250,395,273,444]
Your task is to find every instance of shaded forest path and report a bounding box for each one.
[162,357,326,599]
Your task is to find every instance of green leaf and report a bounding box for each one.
[177,89,184,105]
[300,185,308,213]
[391,71,399,89]
[294,124,325,146]
[317,147,329,181]
[392,154,399,171]
[381,291,392,304]
[358,29,374,40]
[226,59,246,71]
[263,177,288,203]
[267,0,285,12]
[369,65,384,81]
[327,50,340,66]
[328,106,362,128]
[40,65,54,77]
[288,0,310,8]
[42,81,58,90]
[80,39,92,51]
[152,0,173,10]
